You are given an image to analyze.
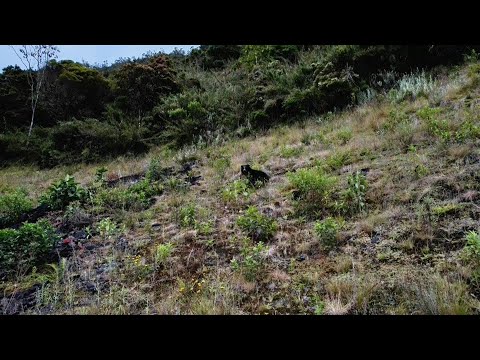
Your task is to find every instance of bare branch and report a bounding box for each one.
[8,45,60,139]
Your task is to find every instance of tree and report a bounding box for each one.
[9,45,59,139]
[113,55,179,118]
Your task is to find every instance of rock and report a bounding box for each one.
[187,175,202,185]
[0,284,41,314]
[273,299,286,310]
[115,237,129,252]
[72,230,87,240]
[84,243,96,251]
[371,232,381,244]
[360,168,371,176]
[297,254,306,261]
[56,237,76,257]
[84,282,98,294]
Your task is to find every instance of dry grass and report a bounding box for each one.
[3,61,480,315]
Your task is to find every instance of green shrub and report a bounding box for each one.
[324,151,353,171]
[0,189,33,227]
[314,217,343,250]
[287,167,337,217]
[280,145,304,158]
[461,230,480,289]
[94,167,108,185]
[97,217,123,240]
[463,231,480,263]
[231,240,268,281]
[129,178,164,199]
[236,206,277,242]
[239,45,302,69]
[93,177,162,213]
[222,179,252,203]
[40,175,86,210]
[417,107,451,141]
[146,156,163,181]
[213,157,231,179]
[93,187,150,212]
[343,171,368,215]
[336,128,353,144]
[388,70,436,102]
[195,220,214,236]
[154,242,174,266]
[178,204,196,228]
[0,220,59,275]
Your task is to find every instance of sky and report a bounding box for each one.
[0,45,199,70]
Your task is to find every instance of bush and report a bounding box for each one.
[343,171,368,215]
[93,184,156,212]
[0,220,59,276]
[239,45,302,69]
[222,179,252,203]
[41,175,86,210]
[154,242,174,267]
[462,231,480,289]
[113,55,179,115]
[178,203,196,228]
[0,189,33,227]
[314,217,343,250]
[231,240,267,281]
[146,156,163,181]
[287,167,337,217]
[97,217,122,240]
[463,231,480,263]
[388,70,436,102]
[236,206,277,242]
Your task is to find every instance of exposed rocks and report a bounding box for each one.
[0,284,41,315]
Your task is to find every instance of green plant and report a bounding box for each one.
[231,240,268,281]
[97,217,122,240]
[146,156,163,181]
[129,178,164,199]
[164,177,186,191]
[287,167,337,217]
[432,203,460,217]
[336,128,353,144]
[0,188,33,227]
[178,204,196,228]
[280,145,303,158]
[92,178,161,213]
[94,167,108,185]
[236,206,277,242]
[344,171,368,215]
[455,118,480,142]
[154,242,174,266]
[40,174,86,210]
[417,107,452,141]
[324,151,352,171]
[313,295,325,315]
[314,217,343,250]
[196,220,214,236]
[0,220,59,275]
[383,108,409,132]
[222,179,252,203]
[213,156,231,179]
[388,70,436,102]
[463,231,480,262]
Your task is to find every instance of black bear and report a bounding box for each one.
[241,165,270,187]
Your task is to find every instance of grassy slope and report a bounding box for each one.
[2,61,480,315]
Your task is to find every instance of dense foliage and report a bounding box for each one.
[2,45,479,167]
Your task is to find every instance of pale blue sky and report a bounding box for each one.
[0,45,199,70]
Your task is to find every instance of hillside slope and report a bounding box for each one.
[1,59,480,314]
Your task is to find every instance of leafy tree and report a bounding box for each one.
[113,55,179,118]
